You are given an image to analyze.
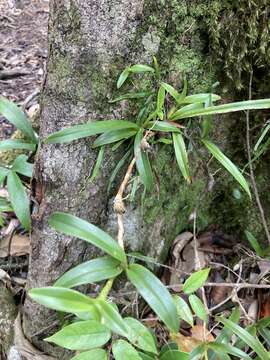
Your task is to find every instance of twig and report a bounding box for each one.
[114,158,136,249]
[0,69,29,80]
[246,70,270,244]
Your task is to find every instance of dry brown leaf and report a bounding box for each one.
[171,325,214,352]
[0,234,30,257]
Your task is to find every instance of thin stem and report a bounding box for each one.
[246,70,270,244]
[98,278,114,300]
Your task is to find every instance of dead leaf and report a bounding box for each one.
[2,219,20,236]
[247,300,258,323]
[258,260,270,280]
[210,272,230,305]
[0,234,30,257]
[172,231,193,266]
[171,325,214,352]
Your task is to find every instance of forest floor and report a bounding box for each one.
[0,0,48,139]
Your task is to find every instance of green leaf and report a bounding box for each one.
[189,294,208,323]
[217,316,270,359]
[183,93,221,104]
[0,197,12,212]
[147,121,180,133]
[171,98,270,120]
[117,68,130,89]
[45,320,111,350]
[112,340,141,360]
[0,139,36,151]
[254,122,270,152]
[88,146,104,182]
[93,128,137,147]
[126,264,179,333]
[134,130,154,191]
[49,212,127,264]
[124,317,157,354]
[7,171,30,230]
[161,80,188,105]
[0,97,38,143]
[109,92,153,103]
[45,120,139,144]
[0,167,9,186]
[107,149,132,193]
[173,295,193,326]
[129,64,155,74]
[169,103,204,120]
[160,342,179,357]
[29,287,97,314]
[71,349,107,360]
[172,132,191,183]
[207,342,252,360]
[138,353,155,360]
[161,82,181,103]
[153,56,160,79]
[96,300,129,337]
[157,86,166,112]
[54,256,123,288]
[202,140,251,197]
[12,154,33,178]
[160,350,189,360]
[182,268,210,294]
[245,230,264,257]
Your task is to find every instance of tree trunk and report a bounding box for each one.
[22,0,270,357]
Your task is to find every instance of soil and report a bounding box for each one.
[0,0,49,139]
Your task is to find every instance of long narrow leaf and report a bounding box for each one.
[7,171,30,230]
[107,149,132,193]
[147,121,180,133]
[49,212,127,264]
[88,146,104,182]
[126,264,179,333]
[46,120,139,144]
[54,256,122,288]
[173,132,191,183]
[117,68,130,89]
[12,154,33,178]
[0,167,9,186]
[202,140,251,197]
[217,316,270,359]
[171,98,270,120]
[93,129,137,148]
[0,139,36,151]
[134,130,154,191]
[109,92,152,103]
[254,122,270,152]
[129,64,155,73]
[183,93,221,104]
[0,97,38,143]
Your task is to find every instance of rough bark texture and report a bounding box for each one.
[0,284,17,358]
[22,0,269,358]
